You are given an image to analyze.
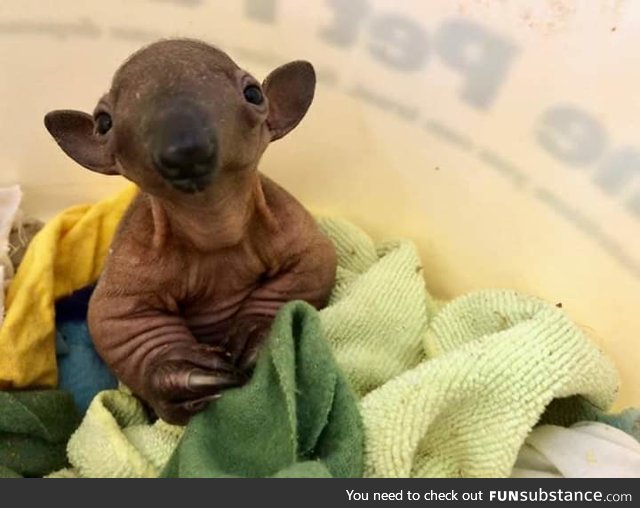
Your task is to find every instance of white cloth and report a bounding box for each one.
[512,421,640,478]
[0,185,23,323]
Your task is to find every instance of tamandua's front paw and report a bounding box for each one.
[226,317,273,372]
[144,343,247,425]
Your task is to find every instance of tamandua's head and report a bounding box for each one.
[45,38,315,197]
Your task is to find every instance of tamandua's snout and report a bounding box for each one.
[148,97,219,193]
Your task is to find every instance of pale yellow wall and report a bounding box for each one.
[1,0,638,407]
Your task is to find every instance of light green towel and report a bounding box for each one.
[316,218,437,397]
[50,217,619,478]
[53,389,182,478]
[361,291,617,477]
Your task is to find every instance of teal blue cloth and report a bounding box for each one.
[56,323,118,414]
[55,284,118,415]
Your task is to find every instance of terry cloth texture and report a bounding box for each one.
[0,186,622,478]
[512,422,640,478]
[358,290,619,478]
[0,390,80,477]
[0,184,137,389]
[48,389,182,478]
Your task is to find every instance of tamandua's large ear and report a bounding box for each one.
[262,61,315,142]
[44,110,118,175]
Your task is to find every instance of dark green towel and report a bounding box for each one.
[0,390,80,477]
[541,396,640,442]
[161,301,363,478]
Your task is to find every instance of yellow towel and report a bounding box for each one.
[0,185,138,389]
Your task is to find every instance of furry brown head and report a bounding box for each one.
[45,39,315,198]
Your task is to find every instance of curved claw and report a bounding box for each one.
[187,368,246,392]
[238,345,260,372]
[181,393,222,413]
[227,318,272,371]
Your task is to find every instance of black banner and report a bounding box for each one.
[3,479,637,507]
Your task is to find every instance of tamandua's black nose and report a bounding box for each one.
[150,101,218,192]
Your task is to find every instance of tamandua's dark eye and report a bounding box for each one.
[243,85,264,105]
[95,112,112,135]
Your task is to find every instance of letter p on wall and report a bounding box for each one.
[434,18,519,109]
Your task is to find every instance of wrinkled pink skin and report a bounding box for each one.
[44,39,337,424]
